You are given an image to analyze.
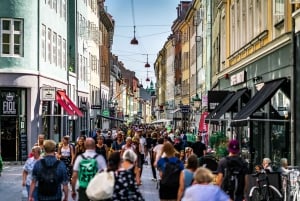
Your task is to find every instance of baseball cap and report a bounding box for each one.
[228,139,240,154]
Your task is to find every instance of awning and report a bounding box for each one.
[231,78,286,125]
[211,88,248,120]
[151,119,172,124]
[97,114,125,122]
[56,90,84,117]
[205,92,235,123]
[169,108,181,114]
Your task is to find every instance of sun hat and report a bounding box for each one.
[228,139,240,154]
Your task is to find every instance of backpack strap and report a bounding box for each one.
[41,159,60,168]
[81,154,98,160]
[81,154,86,160]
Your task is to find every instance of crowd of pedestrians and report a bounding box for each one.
[20,123,293,201]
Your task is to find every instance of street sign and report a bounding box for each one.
[91,105,101,109]
[102,110,110,117]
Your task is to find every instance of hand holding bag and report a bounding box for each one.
[86,169,115,200]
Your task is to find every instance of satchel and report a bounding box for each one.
[86,169,115,200]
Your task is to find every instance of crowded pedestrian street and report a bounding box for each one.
[0,161,160,201]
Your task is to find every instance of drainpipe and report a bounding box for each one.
[75,0,80,136]
[37,0,41,138]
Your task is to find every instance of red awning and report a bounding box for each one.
[56,90,84,117]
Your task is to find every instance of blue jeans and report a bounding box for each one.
[26,184,38,201]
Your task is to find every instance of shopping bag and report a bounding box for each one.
[86,169,115,200]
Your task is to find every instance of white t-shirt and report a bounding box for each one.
[139,137,146,154]
[73,149,107,172]
[153,144,164,166]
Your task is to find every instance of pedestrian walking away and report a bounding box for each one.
[29,140,69,201]
[216,139,248,201]
[71,137,107,201]
[182,167,230,201]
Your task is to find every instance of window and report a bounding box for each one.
[48,0,52,8]
[62,0,66,20]
[47,28,52,63]
[247,0,254,40]
[59,0,62,17]
[80,54,83,80]
[53,32,57,66]
[241,1,247,45]
[62,39,66,70]
[1,19,23,56]
[41,24,46,61]
[274,0,284,24]
[57,35,61,68]
[230,3,236,53]
[53,0,57,12]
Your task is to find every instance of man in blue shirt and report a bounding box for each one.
[29,140,69,201]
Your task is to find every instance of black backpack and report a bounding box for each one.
[221,156,245,200]
[38,159,60,196]
[160,157,181,188]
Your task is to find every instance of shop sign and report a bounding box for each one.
[102,110,110,117]
[2,92,17,115]
[41,87,56,101]
[230,71,246,86]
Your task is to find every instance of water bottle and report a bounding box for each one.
[21,186,28,201]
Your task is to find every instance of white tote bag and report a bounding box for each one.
[86,169,115,200]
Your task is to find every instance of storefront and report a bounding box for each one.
[0,88,27,161]
[205,44,292,171]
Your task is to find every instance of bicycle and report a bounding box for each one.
[249,169,283,201]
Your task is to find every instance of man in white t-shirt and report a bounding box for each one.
[153,138,164,167]
[71,138,107,201]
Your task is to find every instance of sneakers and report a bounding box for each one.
[151,178,157,181]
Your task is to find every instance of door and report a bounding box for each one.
[1,117,17,161]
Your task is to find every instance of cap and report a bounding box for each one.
[228,139,240,154]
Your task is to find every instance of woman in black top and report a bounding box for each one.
[95,135,108,161]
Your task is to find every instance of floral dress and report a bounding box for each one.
[59,145,73,181]
[112,167,145,201]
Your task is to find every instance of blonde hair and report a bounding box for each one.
[162,142,176,157]
[43,140,57,153]
[32,146,41,154]
[194,167,214,184]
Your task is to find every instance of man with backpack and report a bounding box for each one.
[29,140,69,201]
[157,142,184,201]
[71,137,107,201]
[216,139,249,201]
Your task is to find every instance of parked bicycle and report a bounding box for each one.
[249,169,283,201]
[282,168,300,201]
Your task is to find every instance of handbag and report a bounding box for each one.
[86,169,115,200]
